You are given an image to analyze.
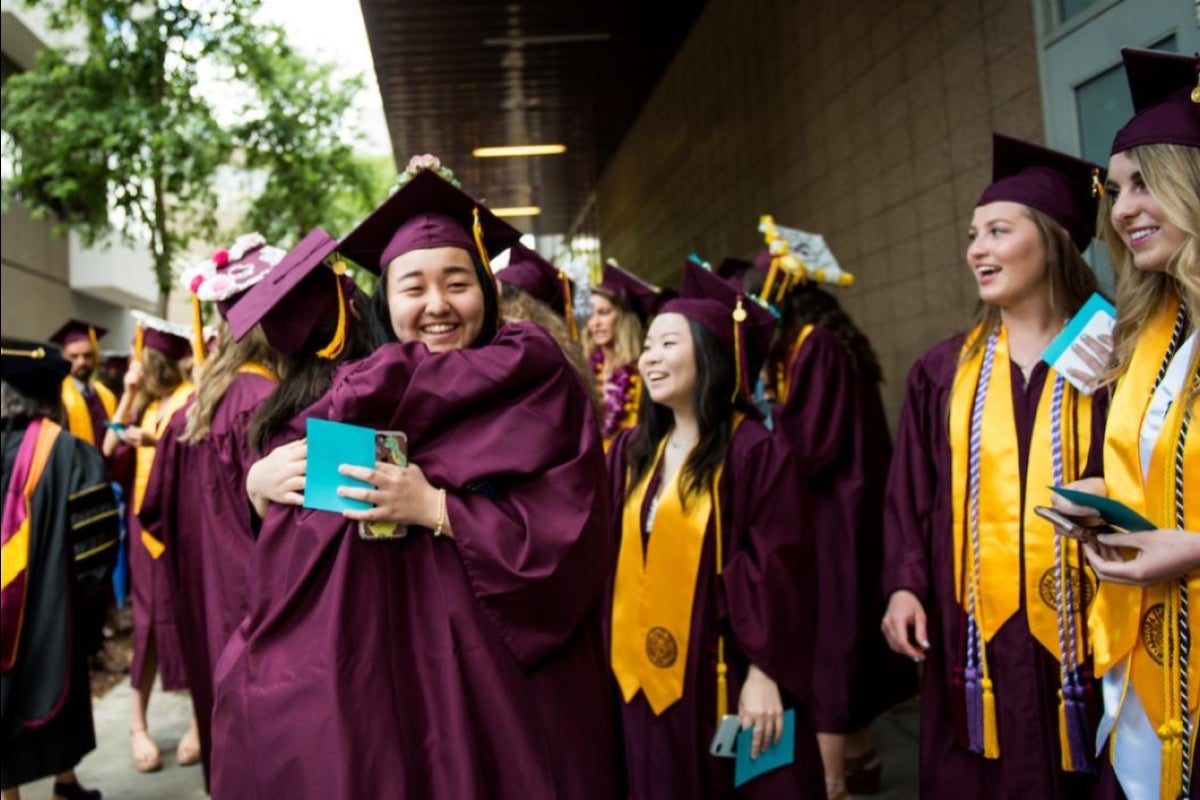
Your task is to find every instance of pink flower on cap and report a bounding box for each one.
[407,154,442,172]
[213,249,230,268]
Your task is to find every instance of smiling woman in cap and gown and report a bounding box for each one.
[135,233,295,784]
[880,134,1111,799]
[740,220,918,798]
[1,343,119,800]
[210,158,618,799]
[100,312,197,773]
[606,255,824,799]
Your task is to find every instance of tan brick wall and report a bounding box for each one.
[596,0,1045,423]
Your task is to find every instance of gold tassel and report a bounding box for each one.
[1160,719,1184,799]
[315,262,348,360]
[1090,168,1105,199]
[982,677,1000,758]
[559,272,578,341]
[134,323,144,362]
[716,636,729,721]
[87,325,100,355]
[472,207,494,279]
[190,295,207,365]
[1057,690,1073,771]
[731,299,747,403]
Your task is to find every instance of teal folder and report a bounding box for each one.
[303,418,375,513]
[1050,486,1156,532]
[733,708,795,787]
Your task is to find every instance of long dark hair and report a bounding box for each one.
[625,319,741,507]
[248,288,376,453]
[744,271,883,385]
[368,249,500,349]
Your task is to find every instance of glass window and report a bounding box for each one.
[1058,0,1100,24]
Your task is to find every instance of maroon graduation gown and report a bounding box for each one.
[882,334,1108,800]
[605,421,825,800]
[772,327,918,732]
[211,322,619,799]
[139,372,276,784]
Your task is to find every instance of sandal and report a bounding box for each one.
[52,781,102,800]
[176,727,202,767]
[129,726,162,773]
[844,749,883,795]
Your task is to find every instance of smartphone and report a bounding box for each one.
[358,431,410,541]
[709,714,742,758]
[1034,505,1115,544]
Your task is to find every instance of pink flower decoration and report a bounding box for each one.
[208,276,233,297]
[212,249,230,268]
[406,153,441,173]
[189,275,205,294]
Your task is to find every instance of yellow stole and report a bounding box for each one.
[949,325,1093,758]
[61,378,116,446]
[611,426,736,715]
[133,382,194,558]
[1090,295,1200,797]
[774,324,814,404]
[236,362,278,382]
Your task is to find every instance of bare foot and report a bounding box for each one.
[130,726,162,772]
[176,723,202,767]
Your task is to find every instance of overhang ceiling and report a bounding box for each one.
[359,0,706,239]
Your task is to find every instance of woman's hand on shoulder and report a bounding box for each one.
[246,438,307,516]
[738,664,784,760]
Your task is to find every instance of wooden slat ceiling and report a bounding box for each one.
[359,0,706,238]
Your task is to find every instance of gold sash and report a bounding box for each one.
[236,362,278,382]
[61,378,116,446]
[1090,294,1199,796]
[774,324,814,404]
[612,431,732,715]
[133,382,194,558]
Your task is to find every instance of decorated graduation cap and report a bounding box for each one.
[593,260,673,323]
[1111,48,1200,153]
[660,255,778,404]
[497,242,579,339]
[755,216,855,306]
[130,310,192,363]
[48,319,106,353]
[178,233,288,365]
[226,227,356,358]
[0,342,71,398]
[339,155,521,277]
[977,133,1104,251]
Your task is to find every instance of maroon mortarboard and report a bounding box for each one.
[497,242,578,338]
[660,256,778,403]
[101,352,130,373]
[226,227,356,359]
[130,311,192,362]
[716,256,755,289]
[976,133,1104,250]
[339,166,521,275]
[1,341,71,398]
[595,261,671,322]
[1111,48,1200,153]
[48,319,106,351]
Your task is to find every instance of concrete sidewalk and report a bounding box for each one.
[23,677,206,799]
[20,683,919,798]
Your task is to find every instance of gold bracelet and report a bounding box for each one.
[433,488,447,536]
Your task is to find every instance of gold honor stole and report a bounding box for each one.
[773,324,815,404]
[133,382,194,558]
[1090,295,1200,797]
[0,420,61,671]
[949,325,1093,758]
[612,423,742,715]
[236,362,279,382]
[61,377,116,447]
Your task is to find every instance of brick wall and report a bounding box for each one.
[596,0,1046,422]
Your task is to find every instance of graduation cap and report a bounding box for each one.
[497,242,579,339]
[225,227,356,359]
[755,216,855,306]
[178,233,289,364]
[339,161,521,276]
[594,260,673,323]
[976,133,1104,251]
[100,351,130,374]
[48,319,105,352]
[1,341,71,399]
[659,255,778,404]
[715,257,754,289]
[1111,48,1200,153]
[130,310,192,362]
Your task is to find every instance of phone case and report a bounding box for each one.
[709,714,742,758]
[1033,505,1110,543]
[358,430,410,541]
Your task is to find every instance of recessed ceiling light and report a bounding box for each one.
[473,144,566,158]
[491,206,542,218]
[483,33,610,47]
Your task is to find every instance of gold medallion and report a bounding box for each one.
[645,626,678,668]
[1141,603,1166,666]
[1038,565,1095,613]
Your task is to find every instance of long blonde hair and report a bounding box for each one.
[135,347,188,414]
[962,205,1101,362]
[182,321,281,444]
[1099,144,1200,386]
[583,288,644,369]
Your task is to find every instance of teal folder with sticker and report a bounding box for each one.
[733,708,796,787]
[304,418,375,513]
